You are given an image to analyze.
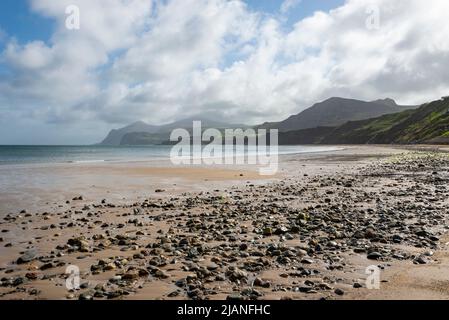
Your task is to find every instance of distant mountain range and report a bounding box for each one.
[99,96,448,146]
[258,97,416,132]
[100,117,247,145]
[100,121,159,145]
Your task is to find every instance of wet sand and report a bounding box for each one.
[1,145,448,300]
[0,160,274,214]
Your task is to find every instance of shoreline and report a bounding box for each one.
[0,145,399,215]
[0,145,448,300]
[0,145,353,215]
[0,145,344,168]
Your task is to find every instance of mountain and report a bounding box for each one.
[120,132,169,145]
[277,127,335,145]
[278,96,449,145]
[156,116,244,133]
[100,121,159,145]
[99,117,247,146]
[259,97,416,132]
[322,96,449,144]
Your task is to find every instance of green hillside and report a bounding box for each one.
[320,97,449,144]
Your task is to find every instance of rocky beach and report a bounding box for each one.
[1,146,449,300]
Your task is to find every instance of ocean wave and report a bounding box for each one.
[67,159,107,164]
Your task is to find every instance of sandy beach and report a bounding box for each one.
[1,145,448,300]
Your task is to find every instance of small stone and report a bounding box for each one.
[315,282,331,290]
[334,288,344,296]
[168,290,180,297]
[263,227,273,236]
[40,262,54,271]
[274,226,288,235]
[226,293,244,301]
[104,263,116,271]
[138,269,150,277]
[154,269,170,279]
[297,212,309,221]
[67,237,90,252]
[13,277,25,286]
[301,258,314,264]
[80,282,89,289]
[226,267,248,282]
[253,277,270,288]
[25,273,38,280]
[215,274,226,281]
[284,233,294,240]
[367,252,383,260]
[78,293,92,300]
[392,235,403,243]
[187,288,203,299]
[297,286,313,293]
[106,291,124,299]
[364,228,377,239]
[122,270,139,280]
[414,255,429,264]
[30,289,40,296]
[17,250,37,264]
[206,263,219,271]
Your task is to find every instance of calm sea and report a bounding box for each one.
[0,145,341,166]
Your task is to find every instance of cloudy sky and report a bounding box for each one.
[1,0,449,144]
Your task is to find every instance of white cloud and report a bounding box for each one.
[1,0,449,143]
[280,0,302,14]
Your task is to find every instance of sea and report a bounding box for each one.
[0,145,341,166]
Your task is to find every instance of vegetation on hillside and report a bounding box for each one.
[279,97,449,145]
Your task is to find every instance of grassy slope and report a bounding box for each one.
[321,98,449,144]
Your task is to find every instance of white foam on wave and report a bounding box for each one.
[68,159,107,164]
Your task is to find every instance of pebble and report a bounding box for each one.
[17,250,38,264]
[367,252,383,260]
[154,269,170,279]
[334,288,345,296]
[3,152,449,301]
[253,277,270,288]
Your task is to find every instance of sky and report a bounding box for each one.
[0,0,449,145]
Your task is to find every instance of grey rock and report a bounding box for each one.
[17,250,38,264]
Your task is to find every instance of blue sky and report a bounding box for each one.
[0,0,54,47]
[246,0,344,21]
